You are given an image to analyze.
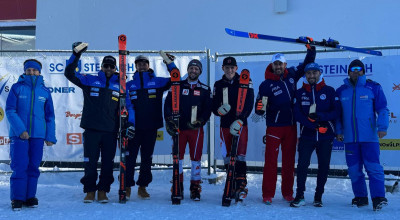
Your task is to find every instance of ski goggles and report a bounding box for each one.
[102,64,116,69]
[350,66,363,72]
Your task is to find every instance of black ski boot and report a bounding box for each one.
[234,161,248,202]
[372,197,388,211]
[352,197,368,207]
[190,181,202,201]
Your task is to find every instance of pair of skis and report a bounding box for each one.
[222,69,250,207]
[225,28,382,56]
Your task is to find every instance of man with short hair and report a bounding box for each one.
[164,57,212,201]
[125,55,170,200]
[212,56,254,200]
[255,46,316,204]
[6,59,57,211]
[336,59,389,211]
[290,62,338,208]
[65,42,121,203]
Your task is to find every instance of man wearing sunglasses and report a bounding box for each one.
[65,42,124,203]
[125,55,171,200]
[336,59,389,211]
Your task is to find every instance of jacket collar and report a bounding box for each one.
[265,63,288,80]
[132,68,155,80]
[222,72,239,84]
[19,74,44,87]
[302,78,326,92]
[344,74,366,87]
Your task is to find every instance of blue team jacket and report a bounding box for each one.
[335,75,389,143]
[6,75,57,143]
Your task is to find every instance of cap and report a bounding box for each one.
[304,63,321,72]
[222,56,237,66]
[135,55,150,64]
[102,56,116,66]
[187,59,202,73]
[271,53,286,63]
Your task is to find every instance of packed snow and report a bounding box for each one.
[0,164,399,219]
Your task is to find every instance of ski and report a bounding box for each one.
[225,28,382,56]
[118,34,129,203]
[222,69,250,207]
[170,67,182,205]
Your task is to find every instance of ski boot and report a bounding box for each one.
[235,175,248,203]
[352,197,368,207]
[190,181,202,201]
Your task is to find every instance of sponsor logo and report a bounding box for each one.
[65,111,82,119]
[38,96,46,102]
[289,78,294,84]
[67,133,82,145]
[90,92,99,97]
[301,101,310,106]
[147,82,156,86]
[332,139,344,151]
[271,86,280,92]
[182,89,189,95]
[273,90,282,96]
[0,136,10,145]
[148,89,156,94]
[112,97,118,101]
[130,95,137,100]
[359,95,368,100]
[0,74,17,95]
[194,90,200,96]
[379,139,400,150]
[320,94,326,100]
[393,83,400,92]
[157,131,163,141]
[49,60,82,73]
[0,107,4,122]
[48,87,76,93]
[390,112,398,124]
[91,87,99,92]
[112,91,119,96]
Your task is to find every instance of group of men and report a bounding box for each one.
[6,42,389,211]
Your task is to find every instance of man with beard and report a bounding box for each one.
[65,42,122,203]
[255,46,316,205]
[163,57,212,201]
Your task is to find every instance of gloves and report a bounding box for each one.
[166,117,178,136]
[159,50,175,65]
[72,42,88,56]
[217,104,231,116]
[187,120,203,130]
[298,36,315,50]
[230,119,243,136]
[255,100,265,115]
[316,125,328,134]
[308,113,318,122]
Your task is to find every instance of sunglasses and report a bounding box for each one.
[350,66,363,72]
[102,64,116,69]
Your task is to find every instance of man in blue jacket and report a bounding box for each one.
[336,59,389,211]
[65,43,121,203]
[255,46,316,204]
[125,55,170,200]
[290,63,338,208]
[6,59,57,211]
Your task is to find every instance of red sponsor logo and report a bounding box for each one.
[65,111,82,119]
[249,33,259,39]
[0,136,10,145]
[393,83,400,92]
[67,133,82,145]
[194,90,200,96]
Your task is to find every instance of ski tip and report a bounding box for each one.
[225,28,234,35]
[118,34,126,42]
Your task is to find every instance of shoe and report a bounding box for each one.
[11,200,23,211]
[290,195,305,207]
[313,194,323,207]
[138,186,150,199]
[84,191,95,203]
[372,197,388,211]
[284,195,295,202]
[97,191,109,203]
[24,197,39,208]
[126,187,131,201]
[263,197,272,205]
[190,181,202,201]
[351,197,368,207]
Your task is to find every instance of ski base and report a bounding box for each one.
[222,196,232,207]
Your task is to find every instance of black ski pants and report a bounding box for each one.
[295,138,333,198]
[126,129,158,187]
[80,129,117,193]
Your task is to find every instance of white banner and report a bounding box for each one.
[215,55,400,168]
[0,55,208,162]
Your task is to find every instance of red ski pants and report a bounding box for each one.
[178,127,204,161]
[220,126,248,163]
[262,125,297,198]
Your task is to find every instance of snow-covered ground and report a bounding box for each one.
[0,164,399,220]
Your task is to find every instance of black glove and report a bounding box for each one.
[308,113,319,122]
[187,120,203,130]
[166,118,178,136]
[122,123,135,139]
[72,42,88,56]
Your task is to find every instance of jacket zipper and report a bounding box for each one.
[29,76,37,136]
[282,80,293,123]
[352,88,357,142]
[312,86,318,141]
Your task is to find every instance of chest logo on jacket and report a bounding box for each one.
[289,78,294,84]
[183,89,189,95]
[194,90,200,96]
[320,94,326,100]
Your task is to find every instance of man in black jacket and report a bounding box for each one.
[164,58,212,201]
